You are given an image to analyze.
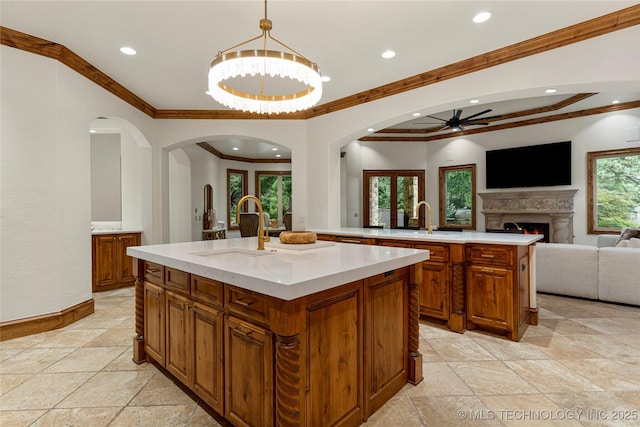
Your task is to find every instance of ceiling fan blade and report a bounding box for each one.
[462,108,492,121]
[453,109,463,120]
[466,122,489,125]
[413,122,447,125]
[425,115,447,122]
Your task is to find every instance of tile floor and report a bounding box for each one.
[1,289,639,426]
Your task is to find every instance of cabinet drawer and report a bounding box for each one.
[226,286,269,325]
[144,261,164,285]
[377,239,412,248]
[467,245,513,266]
[412,244,449,262]
[191,275,223,308]
[335,236,376,245]
[165,267,190,293]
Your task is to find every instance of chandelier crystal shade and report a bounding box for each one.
[207,1,322,115]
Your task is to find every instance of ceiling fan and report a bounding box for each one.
[417,108,493,131]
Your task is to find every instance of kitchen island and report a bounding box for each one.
[311,228,543,341]
[128,237,429,427]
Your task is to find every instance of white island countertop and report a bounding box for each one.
[127,237,429,301]
[311,228,544,246]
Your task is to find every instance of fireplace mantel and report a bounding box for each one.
[478,189,578,243]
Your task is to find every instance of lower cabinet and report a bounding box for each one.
[143,282,165,366]
[225,316,273,427]
[413,243,450,321]
[92,232,141,291]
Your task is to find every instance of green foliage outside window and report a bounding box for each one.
[445,169,472,218]
[596,155,640,228]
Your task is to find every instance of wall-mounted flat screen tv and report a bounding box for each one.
[485,141,571,189]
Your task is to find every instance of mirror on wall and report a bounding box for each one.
[91,133,122,221]
[227,169,248,231]
[439,164,476,230]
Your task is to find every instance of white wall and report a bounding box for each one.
[90,133,122,221]
[169,148,192,243]
[1,47,154,322]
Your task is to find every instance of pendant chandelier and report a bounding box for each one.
[207,0,322,115]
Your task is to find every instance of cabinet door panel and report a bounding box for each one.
[166,292,192,387]
[93,236,117,289]
[307,289,362,427]
[225,316,273,427]
[116,233,139,282]
[467,266,513,330]
[144,282,165,366]
[192,302,224,414]
[419,261,450,320]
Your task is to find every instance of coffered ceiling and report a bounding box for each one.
[2,1,639,159]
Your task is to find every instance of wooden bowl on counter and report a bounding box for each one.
[278,231,317,244]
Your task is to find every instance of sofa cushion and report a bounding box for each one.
[598,247,640,306]
[629,238,640,248]
[615,227,640,246]
[536,243,599,299]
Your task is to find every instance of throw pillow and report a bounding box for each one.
[629,238,640,248]
[615,227,640,246]
[616,239,629,248]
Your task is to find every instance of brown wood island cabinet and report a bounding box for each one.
[317,232,538,341]
[91,232,140,292]
[131,254,424,427]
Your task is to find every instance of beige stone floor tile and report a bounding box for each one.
[0,330,61,350]
[43,346,128,373]
[406,362,473,397]
[546,391,640,427]
[557,358,640,391]
[573,317,640,335]
[187,405,225,426]
[130,372,197,406]
[0,373,32,396]
[615,390,640,408]
[113,316,135,329]
[0,348,24,363]
[418,321,463,339]
[103,347,158,372]
[57,370,154,408]
[411,395,503,427]
[427,336,497,362]
[418,339,443,362]
[364,395,424,426]
[470,332,550,360]
[521,335,603,359]
[519,323,556,337]
[505,360,603,394]
[30,407,121,426]
[83,327,135,347]
[539,318,600,335]
[64,312,131,330]
[0,348,75,373]
[0,372,93,410]
[109,404,199,426]
[449,361,539,395]
[0,409,47,426]
[609,334,640,350]
[563,334,640,359]
[480,393,582,426]
[32,329,109,348]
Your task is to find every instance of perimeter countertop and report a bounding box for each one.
[310,227,544,246]
[91,229,143,235]
[127,237,430,301]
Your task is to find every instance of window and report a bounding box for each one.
[587,147,640,233]
[363,170,425,229]
[439,164,476,230]
[255,171,291,226]
[227,169,248,231]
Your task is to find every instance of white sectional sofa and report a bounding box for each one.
[536,234,640,306]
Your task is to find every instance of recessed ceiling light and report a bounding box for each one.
[275,154,282,158]
[232,147,239,151]
[472,12,492,23]
[412,112,421,117]
[612,99,620,104]
[367,128,375,132]
[321,75,331,82]
[90,129,97,133]
[470,99,480,104]
[119,46,136,56]
[545,88,558,94]
[381,50,396,59]
[272,147,278,151]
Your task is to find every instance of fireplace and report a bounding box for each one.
[478,189,578,243]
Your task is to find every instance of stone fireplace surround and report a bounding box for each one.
[478,189,578,243]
